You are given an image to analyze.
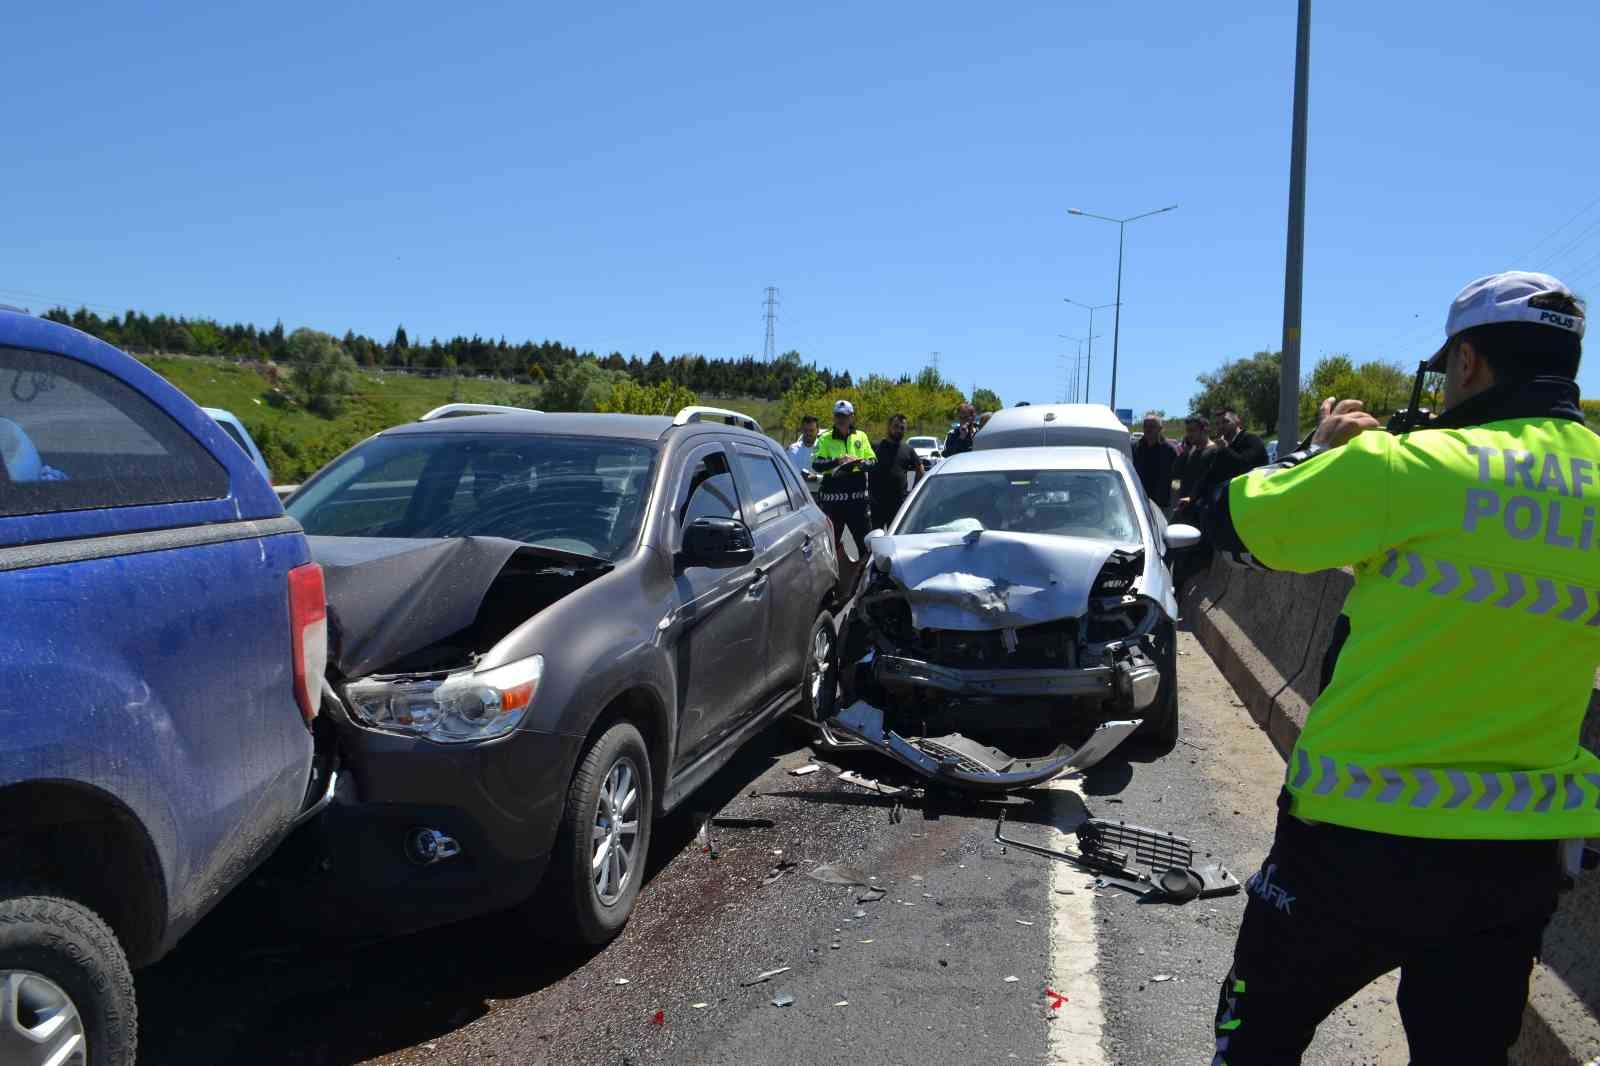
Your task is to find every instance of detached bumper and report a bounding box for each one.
[825,701,1140,792]
[874,652,1162,709]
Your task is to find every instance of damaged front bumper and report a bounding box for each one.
[825,700,1140,792]
[874,650,1162,707]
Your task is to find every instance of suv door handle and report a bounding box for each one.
[748,567,769,594]
[801,534,814,558]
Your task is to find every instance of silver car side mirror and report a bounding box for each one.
[1164,523,1202,551]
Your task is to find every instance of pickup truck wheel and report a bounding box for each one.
[543,722,654,946]
[0,894,136,1066]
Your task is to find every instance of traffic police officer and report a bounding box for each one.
[1205,271,1599,1065]
[813,399,877,578]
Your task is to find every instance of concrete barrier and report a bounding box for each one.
[1187,555,1600,1065]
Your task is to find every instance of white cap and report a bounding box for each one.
[1428,270,1585,369]
[833,399,855,416]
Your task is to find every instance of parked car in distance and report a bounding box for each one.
[906,434,943,472]
[203,405,272,483]
[283,405,839,945]
[0,310,332,1066]
[974,402,1135,460]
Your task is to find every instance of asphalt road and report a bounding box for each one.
[136,628,1410,1065]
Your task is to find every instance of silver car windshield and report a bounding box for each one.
[896,469,1139,543]
[288,432,656,561]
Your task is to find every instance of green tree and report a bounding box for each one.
[1190,350,1282,432]
[285,328,358,417]
[971,387,1003,412]
[543,359,622,411]
[598,379,699,415]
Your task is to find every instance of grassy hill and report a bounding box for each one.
[142,355,785,482]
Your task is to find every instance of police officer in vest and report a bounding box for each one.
[813,399,877,582]
[1205,271,1598,1065]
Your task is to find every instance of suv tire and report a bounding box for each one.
[787,610,838,741]
[542,721,654,946]
[0,893,136,1066]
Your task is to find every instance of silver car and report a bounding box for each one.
[822,441,1199,788]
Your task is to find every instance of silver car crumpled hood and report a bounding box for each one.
[866,529,1133,631]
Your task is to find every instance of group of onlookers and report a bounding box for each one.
[1132,408,1271,586]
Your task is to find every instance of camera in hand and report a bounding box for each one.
[1387,361,1437,435]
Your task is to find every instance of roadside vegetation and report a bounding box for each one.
[117,311,999,480]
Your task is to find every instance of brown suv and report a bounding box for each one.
[285,406,839,943]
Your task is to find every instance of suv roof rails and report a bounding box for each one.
[419,403,542,422]
[672,405,762,433]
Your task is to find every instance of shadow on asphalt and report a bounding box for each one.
[136,725,798,1066]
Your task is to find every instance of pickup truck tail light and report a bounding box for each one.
[288,562,328,723]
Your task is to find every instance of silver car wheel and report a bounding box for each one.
[0,970,87,1066]
[591,756,642,907]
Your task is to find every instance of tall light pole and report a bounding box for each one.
[1278,0,1312,452]
[1067,205,1178,411]
[1059,333,1099,402]
[1063,300,1115,405]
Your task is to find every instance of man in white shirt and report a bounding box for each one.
[787,414,822,494]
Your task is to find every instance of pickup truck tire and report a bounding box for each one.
[0,893,136,1066]
[541,721,654,946]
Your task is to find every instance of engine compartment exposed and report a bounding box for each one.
[375,560,605,674]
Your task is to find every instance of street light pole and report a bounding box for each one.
[1063,300,1114,404]
[1058,331,1100,404]
[1067,204,1178,411]
[1278,0,1312,453]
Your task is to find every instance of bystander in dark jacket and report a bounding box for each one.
[1131,413,1178,508]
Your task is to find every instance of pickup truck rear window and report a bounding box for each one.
[0,346,228,517]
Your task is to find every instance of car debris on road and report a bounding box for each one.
[741,967,791,987]
[994,809,1240,903]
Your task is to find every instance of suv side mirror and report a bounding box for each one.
[681,516,756,568]
[1165,523,1202,551]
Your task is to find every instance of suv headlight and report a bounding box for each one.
[344,655,543,743]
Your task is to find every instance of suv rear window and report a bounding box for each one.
[0,345,228,517]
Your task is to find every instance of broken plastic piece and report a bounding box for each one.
[1003,975,1020,983]
[790,764,822,776]
[1045,988,1067,1010]
[857,888,886,903]
[741,967,791,986]
[651,1010,665,1025]
[827,701,1140,792]
[994,810,1241,902]
[836,770,907,797]
[808,863,871,887]
[771,994,795,1008]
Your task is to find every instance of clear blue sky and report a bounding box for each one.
[8,0,1599,420]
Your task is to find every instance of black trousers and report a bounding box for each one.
[821,498,873,559]
[1215,792,1561,1066]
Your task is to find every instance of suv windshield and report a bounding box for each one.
[287,432,656,561]
[907,436,938,450]
[896,468,1139,543]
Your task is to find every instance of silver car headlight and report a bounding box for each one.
[344,655,544,743]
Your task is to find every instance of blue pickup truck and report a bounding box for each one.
[0,311,330,1066]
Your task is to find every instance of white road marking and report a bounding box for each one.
[1043,775,1108,1066]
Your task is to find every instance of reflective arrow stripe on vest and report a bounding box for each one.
[1290,748,1600,814]
[1378,550,1600,626]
